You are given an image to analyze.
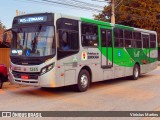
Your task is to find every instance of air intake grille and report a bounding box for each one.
[11,58,43,65]
[12,71,40,79]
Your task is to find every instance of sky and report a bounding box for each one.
[0,0,107,29]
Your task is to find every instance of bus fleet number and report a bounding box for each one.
[30,67,38,72]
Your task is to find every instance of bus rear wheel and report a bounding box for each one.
[132,64,140,80]
[75,69,90,92]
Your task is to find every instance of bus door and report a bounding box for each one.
[142,34,150,63]
[99,26,113,68]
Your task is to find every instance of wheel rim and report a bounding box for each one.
[80,74,88,88]
[134,67,139,78]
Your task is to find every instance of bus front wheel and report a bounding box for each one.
[132,64,140,80]
[75,69,90,92]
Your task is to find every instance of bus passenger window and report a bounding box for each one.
[133,32,142,48]
[56,18,79,60]
[150,34,156,48]
[114,28,124,47]
[61,31,69,50]
[59,30,79,51]
[124,30,133,48]
[81,23,98,47]
[142,35,149,48]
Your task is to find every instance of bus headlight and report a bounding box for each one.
[40,63,55,75]
[41,68,47,75]
[48,64,54,71]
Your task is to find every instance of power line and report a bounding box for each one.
[21,0,104,12]
[71,0,104,8]
[42,0,102,11]
[91,0,111,3]
[41,0,103,8]
[115,0,123,8]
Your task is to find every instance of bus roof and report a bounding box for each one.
[13,12,157,34]
[81,17,156,34]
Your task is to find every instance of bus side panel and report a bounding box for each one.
[113,47,135,77]
[64,70,76,86]
[56,62,65,87]
[103,69,114,80]
[141,62,157,74]
[79,48,104,82]
[56,56,77,86]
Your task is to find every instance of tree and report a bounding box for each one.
[94,0,160,43]
[0,21,6,42]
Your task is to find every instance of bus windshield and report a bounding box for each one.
[11,25,55,57]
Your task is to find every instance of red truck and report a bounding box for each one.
[0,64,8,89]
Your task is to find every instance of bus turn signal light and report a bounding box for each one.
[142,60,147,63]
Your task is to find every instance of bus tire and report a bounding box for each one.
[75,69,90,92]
[132,64,140,80]
[0,76,3,89]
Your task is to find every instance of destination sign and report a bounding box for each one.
[18,16,47,24]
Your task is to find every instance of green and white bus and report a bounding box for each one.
[8,13,158,92]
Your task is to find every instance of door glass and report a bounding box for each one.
[101,29,112,47]
[100,28,113,68]
[106,30,112,47]
[101,29,106,47]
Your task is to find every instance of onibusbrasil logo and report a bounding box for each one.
[1,112,42,118]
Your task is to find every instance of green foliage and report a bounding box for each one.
[0,20,6,42]
[94,0,160,43]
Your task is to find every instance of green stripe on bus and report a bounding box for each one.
[81,17,112,26]
[115,24,134,31]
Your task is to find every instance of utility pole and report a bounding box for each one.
[111,0,115,24]
[16,10,19,16]
[16,10,26,16]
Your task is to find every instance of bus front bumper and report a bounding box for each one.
[8,68,57,88]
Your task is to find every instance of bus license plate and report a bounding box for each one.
[21,75,29,79]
